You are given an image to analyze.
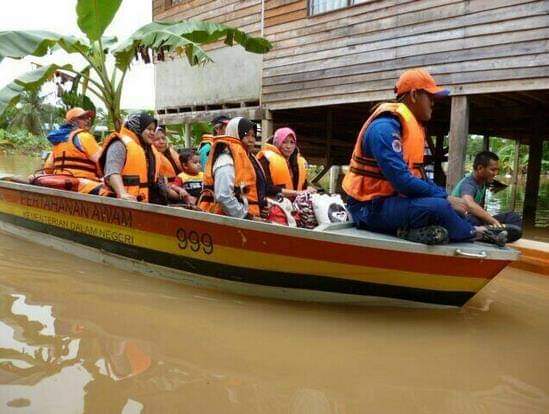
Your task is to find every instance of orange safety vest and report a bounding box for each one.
[177,170,203,198]
[199,136,261,217]
[257,143,308,191]
[342,103,426,202]
[98,127,161,202]
[52,129,100,180]
[158,146,182,183]
[198,134,214,150]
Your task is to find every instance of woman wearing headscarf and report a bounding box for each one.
[99,112,163,202]
[152,126,183,180]
[199,117,267,219]
[257,127,315,200]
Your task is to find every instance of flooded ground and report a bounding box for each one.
[0,233,548,413]
[1,154,548,412]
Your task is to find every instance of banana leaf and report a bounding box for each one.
[113,20,272,70]
[0,31,91,62]
[76,0,122,42]
[0,64,72,117]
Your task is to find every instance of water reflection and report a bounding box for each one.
[0,233,548,413]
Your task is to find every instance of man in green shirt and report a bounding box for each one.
[452,151,522,242]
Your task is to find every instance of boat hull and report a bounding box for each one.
[0,182,518,307]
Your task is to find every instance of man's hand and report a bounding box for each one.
[448,196,468,216]
[489,218,504,228]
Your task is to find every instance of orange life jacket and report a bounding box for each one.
[199,136,261,217]
[158,146,182,183]
[342,103,426,202]
[98,127,161,202]
[177,170,203,198]
[52,129,100,180]
[198,134,214,150]
[257,143,308,191]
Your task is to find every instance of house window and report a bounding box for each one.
[309,0,350,15]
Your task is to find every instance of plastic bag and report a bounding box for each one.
[267,197,296,227]
[311,193,350,225]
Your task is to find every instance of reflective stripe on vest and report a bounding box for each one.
[199,135,261,217]
[342,102,426,202]
[257,143,307,191]
[52,129,99,179]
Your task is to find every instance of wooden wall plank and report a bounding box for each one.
[263,54,549,94]
[266,9,548,63]
[265,1,307,19]
[265,0,304,11]
[264,29,549,78]
[265,9,307,26]
[261,0,549,109]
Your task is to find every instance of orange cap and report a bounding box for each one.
[65,107,94,122]
[394,68,449,97]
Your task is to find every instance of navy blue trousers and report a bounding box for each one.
[347,196,476,242]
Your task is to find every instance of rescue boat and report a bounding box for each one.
[0,180,519,307]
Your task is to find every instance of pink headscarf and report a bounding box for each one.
[273,127,296,148]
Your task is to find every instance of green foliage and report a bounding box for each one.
[0,64,72,117]
[164,122,212,148]
[0,128,49,154]
[463,135,548,175]
[60,91,96,114]
[0,2,273,130]
[76,0,122,41]
[113,20,272,70]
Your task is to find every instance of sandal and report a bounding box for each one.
[485,224,522,243]
[480,229,508,247]
[397,225,449,245]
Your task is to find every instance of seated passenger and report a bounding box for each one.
[153,126,182,182]
[452,150,522,242]
[257,127,316,200]
[45,107,102,194]
[199,117,267,219]
[99,112,162,202]
[343,68,507,246]
[198,115,230,170]
[173,148,203,204]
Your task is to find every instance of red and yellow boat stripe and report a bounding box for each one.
[0,186,511,306]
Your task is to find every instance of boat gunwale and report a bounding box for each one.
[0,180,520,261]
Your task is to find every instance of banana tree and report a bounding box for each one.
[0,0,272,130]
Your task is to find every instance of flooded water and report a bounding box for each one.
[1,154,549,412]
[0,154,43,178]
[0,233,548,413]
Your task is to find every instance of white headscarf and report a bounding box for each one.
[225,117,242,140]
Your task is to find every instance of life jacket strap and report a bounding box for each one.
[349,167,387,180]
[122,175,148,188]
[352,154,379,167]
[53,156,96,166]
[53,163,98,173]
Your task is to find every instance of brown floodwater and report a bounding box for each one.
[1,155,549,413]
[0,232,548,413]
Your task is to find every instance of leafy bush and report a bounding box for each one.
[0,128,49,154]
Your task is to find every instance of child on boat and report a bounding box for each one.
[173,148,203,205]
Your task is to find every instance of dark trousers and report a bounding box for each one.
[347,196,476,242]
[465,211,523,228]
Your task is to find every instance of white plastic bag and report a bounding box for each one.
[311,193,349,225]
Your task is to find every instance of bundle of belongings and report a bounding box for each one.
[267,193,350,229]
